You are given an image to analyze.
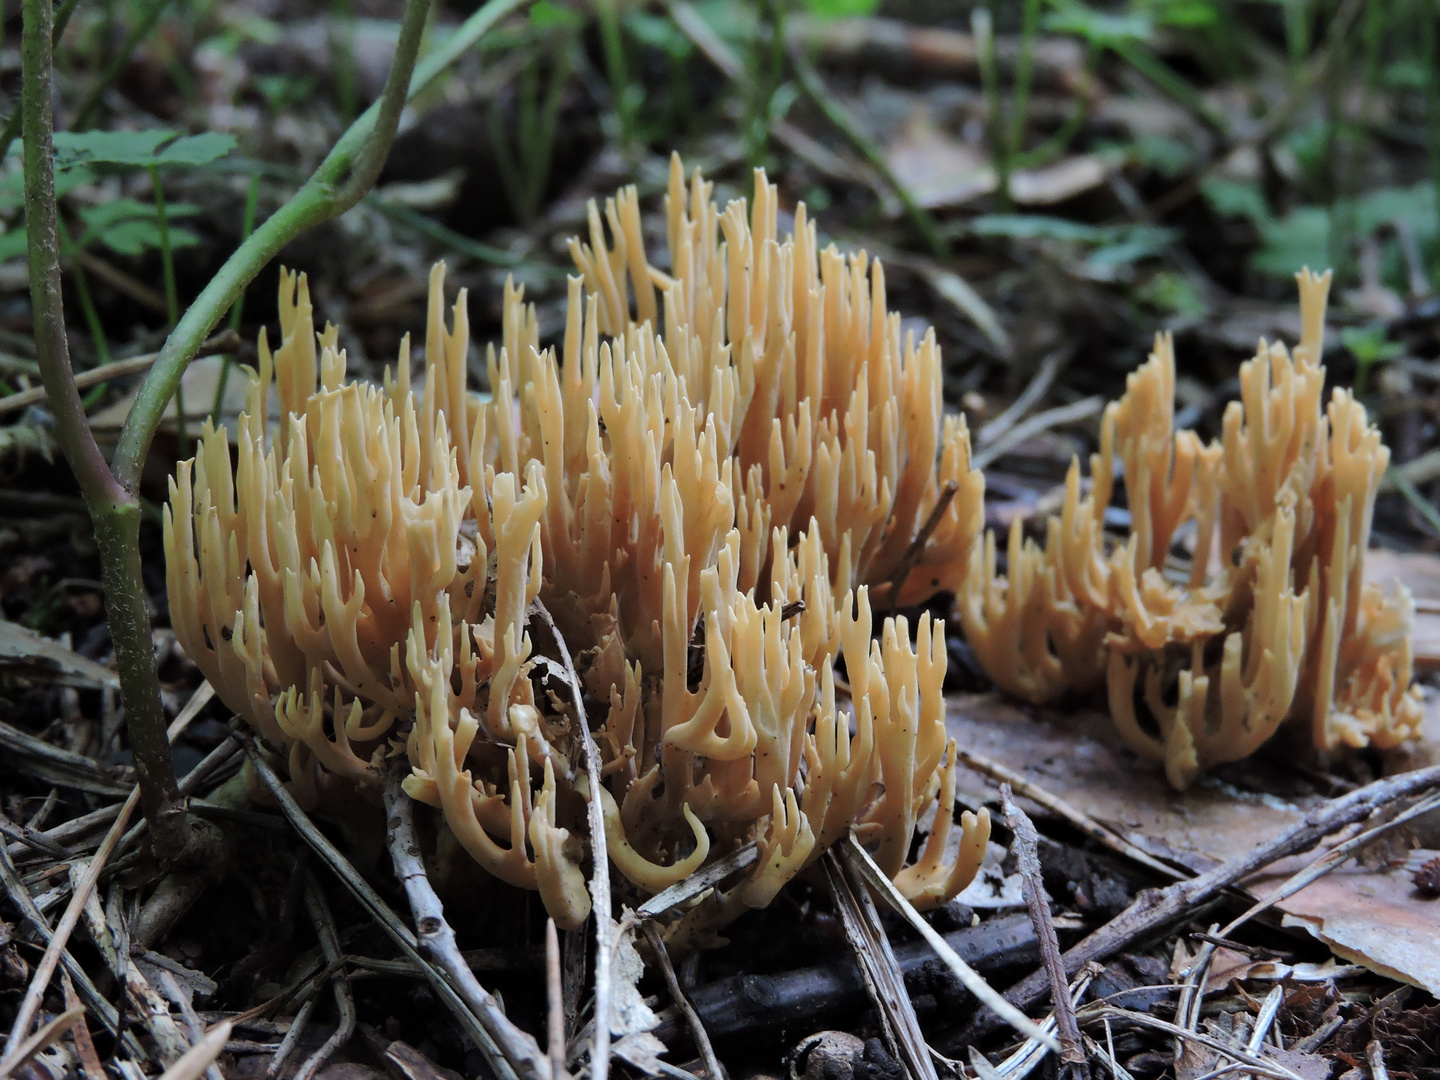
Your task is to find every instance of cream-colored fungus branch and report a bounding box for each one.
[962,269,1422,788]
[166,157,992,932]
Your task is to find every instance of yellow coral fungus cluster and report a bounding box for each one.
[962,269,1423,788]
[164,157,992,934]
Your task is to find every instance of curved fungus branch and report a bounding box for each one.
[968,268,1421,787]
[168,161,1421,939]
[166,156,992,934]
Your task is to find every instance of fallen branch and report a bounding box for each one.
[963,763,1440,1038]
[842,833,1058,1050]
[1001,785,1088,1078]
[532,597,615,1080]
[240,732,543,1080]
[0,331,239,417]
[381,758,554,1080]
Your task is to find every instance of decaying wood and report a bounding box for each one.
[655,913,1039,1046]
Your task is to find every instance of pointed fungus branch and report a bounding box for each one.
[163,166,1421,1062]
[165,158,993,961]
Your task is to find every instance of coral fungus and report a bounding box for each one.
[165,156,991,932]
[167,158,1423,936]
[964,269,1423,788]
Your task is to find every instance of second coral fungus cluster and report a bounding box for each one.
[962,268,1423,787]
[165,158,1421,935]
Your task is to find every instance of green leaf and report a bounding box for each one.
[1201,177,1269,224]
[689,0,757,44]
[0,164,97,214]
[53,129,174,169]
[0,229,28,263]
[1044,1,1152,46]
[623,11,692,56]
[1355,183,1438,239]
[1147,0,1219,29]
[972,214,1105,242]
[531,0,585,30]
[1250,207,1329,278]
[1134,270,1210,318]
[1128,134,1196,179]
[1084,227,1175,273]
[76,198,201,256]
[52,129,236,171]
[149,132,237,167]
[1340,324,1404,365]
[799,0,880,18]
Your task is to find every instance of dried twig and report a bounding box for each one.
[380,758,551,1080]
[0,1009,83,1080]
[824,848,938,1080]
[956,747,1182,880]
[1081,1008,1305,1080]
[532,597,614,1080]
[1247,986,1284,1057]
[0,834,140,1055]
[961,966,1099,1080]
[0,332,240,417]
[156,1021,232,1080]
[266,989,319,1078]
[1366,1041,1388,1080]
[2,786,139,1060]
[842,833,1058,1049]
[971,396,1104,471]
[546,920,567,1080]
[159,972,224,1080]
[965,763,1440,1036]
[296,876,357,1080]
[1001,785,1088,1078]
[978,349,1071,447]
[0,815,72,859]
[2,663,226,1057]
[882,480,959,613]
[60,970,107,1080]
[637,843,758,919]
[241,733,541,1080]
[643,922,726,1080]
[1218,788,1440,938]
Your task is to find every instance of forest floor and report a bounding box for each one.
[1,1,1439,1078]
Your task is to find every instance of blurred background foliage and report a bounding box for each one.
[3,0,1440,600]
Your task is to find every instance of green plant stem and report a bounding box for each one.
[791,48,948,259]
[210,172,261,426]
[151,168,179,327]
[22,0,188,860]
[1008,0,1043,175]
[1112,39,1226,134]
[113,0,525,493]
[595,0,634,146]
[1424,0,1440,279]
[331,0,360,123]
[57,219,111,366]
[1284,0,1311,80]
[0,0,87,164]
[72,0,176,131]
[149,162,187,452]
[973,6,1008,208]
[1015,42,1094,171]
[526,41,571,219]
[1389,468,1440,535]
